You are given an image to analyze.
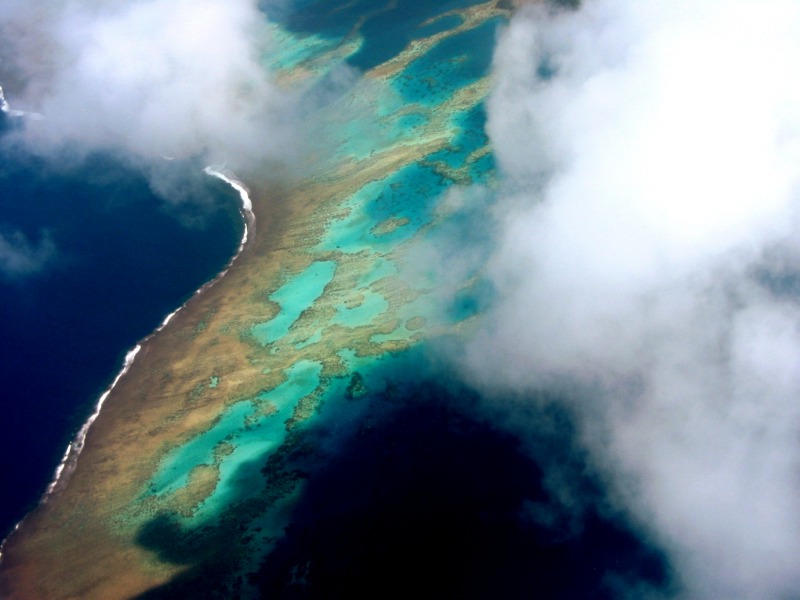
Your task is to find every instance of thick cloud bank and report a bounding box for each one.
[470,1,800,598]
[0,0,292,171]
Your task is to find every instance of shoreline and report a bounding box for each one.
[0,167,256,562]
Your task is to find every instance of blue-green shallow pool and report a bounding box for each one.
[251,261,336,345]
[150,361,321,499]
[424,103,495,172]
[394,16,503,106]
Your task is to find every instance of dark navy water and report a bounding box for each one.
[0,115,244,539]
[133,353,675,599]
[255,386,671,599]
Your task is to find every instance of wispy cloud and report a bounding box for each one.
[465,1,800,597]
[0,229,55,277]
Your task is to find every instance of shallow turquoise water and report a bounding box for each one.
[150,401,255,496]
[315,178,388,254]
[424,104,493,174]
[149,360,323,507]
[294,328,324,349]
[413,14,464,39]
[356,258,398,289]
[193,360,323,519]
[333,291,390,327]
[281,0,489,72]
[469,149,496,179]
[318,161,448,254]
[393,17,503,107]
[252,261,337,345]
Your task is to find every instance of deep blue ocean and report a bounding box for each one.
[0,112,244,539]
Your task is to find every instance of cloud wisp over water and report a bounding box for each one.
[0,229,55,277]
[0,0,298,173]
[466,1,800,598]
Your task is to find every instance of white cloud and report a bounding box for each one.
[0,0,299,172]
[468,1,800,597]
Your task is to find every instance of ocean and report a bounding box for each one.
[0,112,244,538]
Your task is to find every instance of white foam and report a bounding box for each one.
[44,346,142,497]
[156,307,180,332]
[203,166,255,249]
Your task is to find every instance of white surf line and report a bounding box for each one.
[204,165,255,248]
[44,346,142,497]
[0,166,257,562]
